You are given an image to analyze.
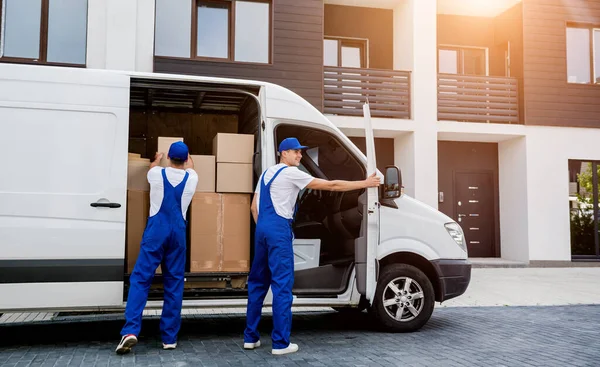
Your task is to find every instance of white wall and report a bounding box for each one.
[498,137,529,262]
[86,0,155,72]
[525,127,600,261]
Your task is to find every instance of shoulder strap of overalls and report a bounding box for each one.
[160,167,167,183]
[263,166,288,188]
[181,171,189,185]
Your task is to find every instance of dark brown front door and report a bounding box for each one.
[454,172,495,257]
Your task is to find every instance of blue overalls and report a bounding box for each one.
[244,166,295,350]
[121,168,189,345]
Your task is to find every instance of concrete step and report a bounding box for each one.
[469,257,600,268]
[469,257,527,268]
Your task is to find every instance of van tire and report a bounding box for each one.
[371,264,435,332]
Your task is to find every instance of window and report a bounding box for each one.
[154,0,271,64]
[276,124,364,182]
[323,37,367,68]
[0,0,88,65]
[566,25,600,84]
[569,160,600,259]
[438,46,487,76]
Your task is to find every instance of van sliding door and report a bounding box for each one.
[0,65,129,311]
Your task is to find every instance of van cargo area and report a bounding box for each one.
[125,78,262,301]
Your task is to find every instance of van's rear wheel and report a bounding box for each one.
[371,264,435,332]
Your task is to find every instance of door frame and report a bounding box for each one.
[270,120,367,296]
[452,169,500,257]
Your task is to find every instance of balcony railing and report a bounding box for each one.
[438,74,519,124]
[323,66,411,119]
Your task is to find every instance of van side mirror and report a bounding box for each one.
[383,166,402,199]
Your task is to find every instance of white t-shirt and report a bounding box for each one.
[147,167,199,219]
[255,163,314,219]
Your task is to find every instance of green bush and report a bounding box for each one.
[570,209,595,256]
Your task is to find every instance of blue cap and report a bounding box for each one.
[278,137,308,152]
[168,141,189,161]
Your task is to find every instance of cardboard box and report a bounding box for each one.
[127,159,150,191]
[221,194,251,272]
[126,190,150,273]
[216,163,253,193]
[212,133,254,164]
[189,193,250,273]
[189,155,216,192]
[190,193,221,272]
[158,137,183,167]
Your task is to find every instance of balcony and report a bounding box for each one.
[438,74,519,124]
[436,0,523,124]
[323,66,411,119]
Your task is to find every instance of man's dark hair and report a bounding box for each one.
[170,157,186,165]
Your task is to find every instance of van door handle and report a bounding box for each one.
[90,202,121,208]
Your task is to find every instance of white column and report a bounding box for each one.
[413,127,438,209]
[394,134,415,197]
[392,0,439,209]
[498,137,530,262]
[409,0,438,124]
[86,0,107,69]
[393,0,414,72]
[105,0,138,71]
[394,128,438,209]
[135,0,156,72]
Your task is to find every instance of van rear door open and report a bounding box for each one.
[0,65,129,311]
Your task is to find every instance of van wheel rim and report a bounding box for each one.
[382,276,424,322]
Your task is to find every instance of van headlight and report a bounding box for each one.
[444,222,467,253]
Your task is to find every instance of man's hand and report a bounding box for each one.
[149,152,164,169]
[364,172,381,188]
[185,154,195,170]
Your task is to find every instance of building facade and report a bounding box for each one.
[1,0,600,263]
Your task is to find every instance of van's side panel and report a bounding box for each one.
[0,65,130,311]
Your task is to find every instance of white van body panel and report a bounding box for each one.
[0,64,129,310]
[0,283,123,311]
[379,195,468,261]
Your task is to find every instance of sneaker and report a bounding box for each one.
[115,334,138,355]
[162,342,177,350]
[272,343,299,355]
[243,340,261,350]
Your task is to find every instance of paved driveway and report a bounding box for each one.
[1,305,599,367]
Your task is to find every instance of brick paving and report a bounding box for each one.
[1,305,599,366]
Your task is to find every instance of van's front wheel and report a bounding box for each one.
[371,264,435,332]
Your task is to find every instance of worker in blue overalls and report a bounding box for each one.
[116,141,198,354]
[243,137,380,355]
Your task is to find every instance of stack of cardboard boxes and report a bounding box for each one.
[126,154,151,274]
[190,133,254,273]
[125,133,254,279]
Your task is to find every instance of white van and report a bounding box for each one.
[0,64,470,332]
